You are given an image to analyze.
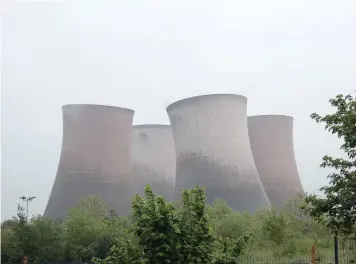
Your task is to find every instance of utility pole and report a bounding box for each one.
[19,196,36,222]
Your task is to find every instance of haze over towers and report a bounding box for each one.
[44,94,304,219]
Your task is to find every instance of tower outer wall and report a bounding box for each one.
[131,125,176,201]
[167,94,270,212]
[248,115,304,209]
[44,104,134,219]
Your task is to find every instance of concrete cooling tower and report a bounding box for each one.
[131,125,176,201]
[44,104,134,219]
[166,94,270,212]
[248,115,304,210]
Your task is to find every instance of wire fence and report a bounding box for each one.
[237,256,330,263]
[46,253,355,264]
[8,256,356,264]
[339,237,356,264]
[14,256,354,264]
[9,239,356,264]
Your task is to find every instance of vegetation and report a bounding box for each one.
[1,205,64,264]
[1,189,335,264]
[305,91,356,237]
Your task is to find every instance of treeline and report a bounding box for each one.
[1,186,335,264]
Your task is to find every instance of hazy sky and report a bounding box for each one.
[1,0,355,220]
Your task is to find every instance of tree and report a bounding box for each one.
[285,194,330,240]
[99,185,217,264]
[132,185,180,264]
[1,205,64,263]
[92,238,143,264]
[97,210,132,259]
[178,187,214,263]
[1,218,18,229]
[305,91,356,236]
[261,209,297,256]
[7,205,37,262]
[208,199,256,240]
[28,216,65,263]
[65,196,109,262]
[1,222,16,263]
[213,233,250,264]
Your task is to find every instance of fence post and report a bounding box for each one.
[310,244,317,264]
[334,235,339,264]
[23,256,28,264]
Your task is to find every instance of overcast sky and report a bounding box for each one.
[1,0,355,220]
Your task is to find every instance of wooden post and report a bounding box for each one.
[311,244,316,264]
[23,256,28,264]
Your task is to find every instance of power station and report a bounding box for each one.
[44,104,134,219]
[248,115,304,209]
[44,96,304,218]
[166,94,270,212]
[131,125,176,201]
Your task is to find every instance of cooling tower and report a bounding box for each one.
[166,94,270,212]
[44,104,134,219]
[131,125,176,201]
[248,115,304,210]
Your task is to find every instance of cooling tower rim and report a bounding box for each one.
[248,114,293,120]
[133,124,171,129]
[62,104,134,114]
[166,94,247,112]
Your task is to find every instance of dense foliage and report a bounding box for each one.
[1,205,64,263]
[305,91,356,236]
[2,188,336,264]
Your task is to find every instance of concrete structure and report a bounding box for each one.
[248,115,304,209]
[166,94,270,212]
[131,125,176,201]
[44,104,134,219]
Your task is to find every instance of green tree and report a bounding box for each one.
[28,215,65,263]
[213,233,250,264]
[10,205,36,262]
[132,185,180,264]
[1,221,16,263]
[261,209,296,256]
[178,187,214,263]
[1,218,18,229]
[286,194,330,239]
[92,206,142,264]
[99,185,216,264]
[1,205,64,263]
[65,196,109,262]
[208,199,256,240]
[97,210,133,259]
[92,237,142,264]
[305,91,356,236]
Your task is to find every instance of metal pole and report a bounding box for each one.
[26,199,29,222]
[334,235,339,264]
